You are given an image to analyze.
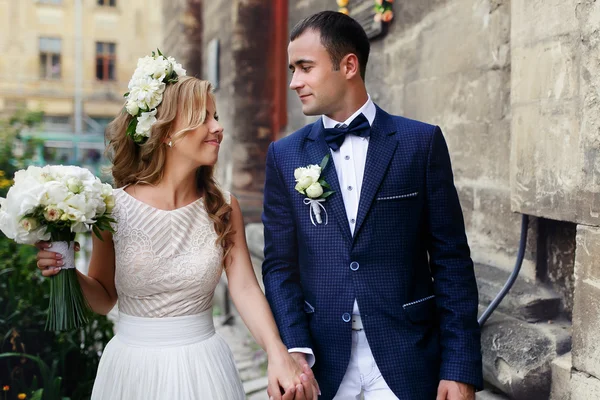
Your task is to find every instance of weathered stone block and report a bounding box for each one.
[511,0,578,47]
[572,278,600,378]
[480,311,571,400]
[510,100,582,220]
[550,352,572,400]
[575,226,600,284]
[511,35,580,105]
[571,370,600,400]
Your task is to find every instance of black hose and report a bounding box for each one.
[478,214,529,327]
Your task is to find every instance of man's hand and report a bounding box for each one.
[436,380,475,400]
[289,353,320,400]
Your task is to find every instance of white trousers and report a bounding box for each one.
[333,330,399,399]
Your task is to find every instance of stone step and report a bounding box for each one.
[247,390,269,400]
[550,352,572,400]
[243,376,269,396]
[480,309,571,400]
[475,263,562,322]
[476,390,510,399]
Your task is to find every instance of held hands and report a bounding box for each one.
[34,241,80,277]
[436,380,475,400]
[266,351,319,400]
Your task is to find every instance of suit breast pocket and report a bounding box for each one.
[376,188,419,202]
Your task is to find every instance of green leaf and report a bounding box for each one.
[319,154,330,172]
[92,226,103,241]
[321,191,335,198]
[157,48,163,56]
[31,389,44,400]
[123,91,129,97]
[126,117,137,138]
[318,180,331,189]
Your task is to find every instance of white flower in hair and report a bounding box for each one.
[128,76,166,110]
[135,109,158,142]
[124,49,186,144]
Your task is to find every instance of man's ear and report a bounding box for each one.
[341,53,360,80]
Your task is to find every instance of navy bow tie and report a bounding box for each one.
[323,113,371,151]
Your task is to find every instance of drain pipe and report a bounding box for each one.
[478,214,529,327]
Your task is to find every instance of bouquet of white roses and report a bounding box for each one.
[0,165,115,331]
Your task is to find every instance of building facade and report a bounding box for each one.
[0,0,164,177]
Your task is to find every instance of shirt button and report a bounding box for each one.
[345,155,350,160]
[350,261,359,271]
[342,313,351,322]
[350,219,356,224]
[347,186,353,191]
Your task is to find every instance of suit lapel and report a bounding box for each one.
[353,106,398,241]
[305,120,353,243]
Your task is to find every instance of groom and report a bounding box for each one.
[262,11,482,400]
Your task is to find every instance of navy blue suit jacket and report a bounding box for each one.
[262,106,483,399]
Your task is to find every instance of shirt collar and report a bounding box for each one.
[321,95,376,129]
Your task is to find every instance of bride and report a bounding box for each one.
[34,53,317,400]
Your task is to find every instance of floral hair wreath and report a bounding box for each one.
[337,0,394,23]
[123,49,187,145]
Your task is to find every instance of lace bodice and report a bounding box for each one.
[110,188,229,317]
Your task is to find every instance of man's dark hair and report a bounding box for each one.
[290,11,370,80]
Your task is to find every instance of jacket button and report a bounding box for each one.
[342,313,351,322]
[350,261,359,271]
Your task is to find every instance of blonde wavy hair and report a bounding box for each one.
[105,76,234,258]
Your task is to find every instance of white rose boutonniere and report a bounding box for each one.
[294,155,334,225]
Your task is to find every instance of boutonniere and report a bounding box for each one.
[294,155,334,225]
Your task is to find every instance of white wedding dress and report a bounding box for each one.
[91,188,245,400]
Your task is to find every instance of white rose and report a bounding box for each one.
[125,100,139,116]
[43,206,62,222]
[20,217,39,232]
[294,167,307,181]
[136,109,158,138]
[294,164,321,193]
[296,176,314,191]
[304,165,321,182]
[305,182,324,199]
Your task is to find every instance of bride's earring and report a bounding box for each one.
[168,140,173,148]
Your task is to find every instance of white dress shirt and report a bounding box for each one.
[289,96,376,365]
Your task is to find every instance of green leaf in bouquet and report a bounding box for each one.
[45,231,90,331]
[92,226,105,241]
[321,191,335,199]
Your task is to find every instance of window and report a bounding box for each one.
[85,116,112,133]
[39,37,61,79]
[97,0,116,6]
[43,115,71,131]
[96,42,116,81]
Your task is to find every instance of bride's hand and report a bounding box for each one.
[266,348,315,400]
[34,241,80,277]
